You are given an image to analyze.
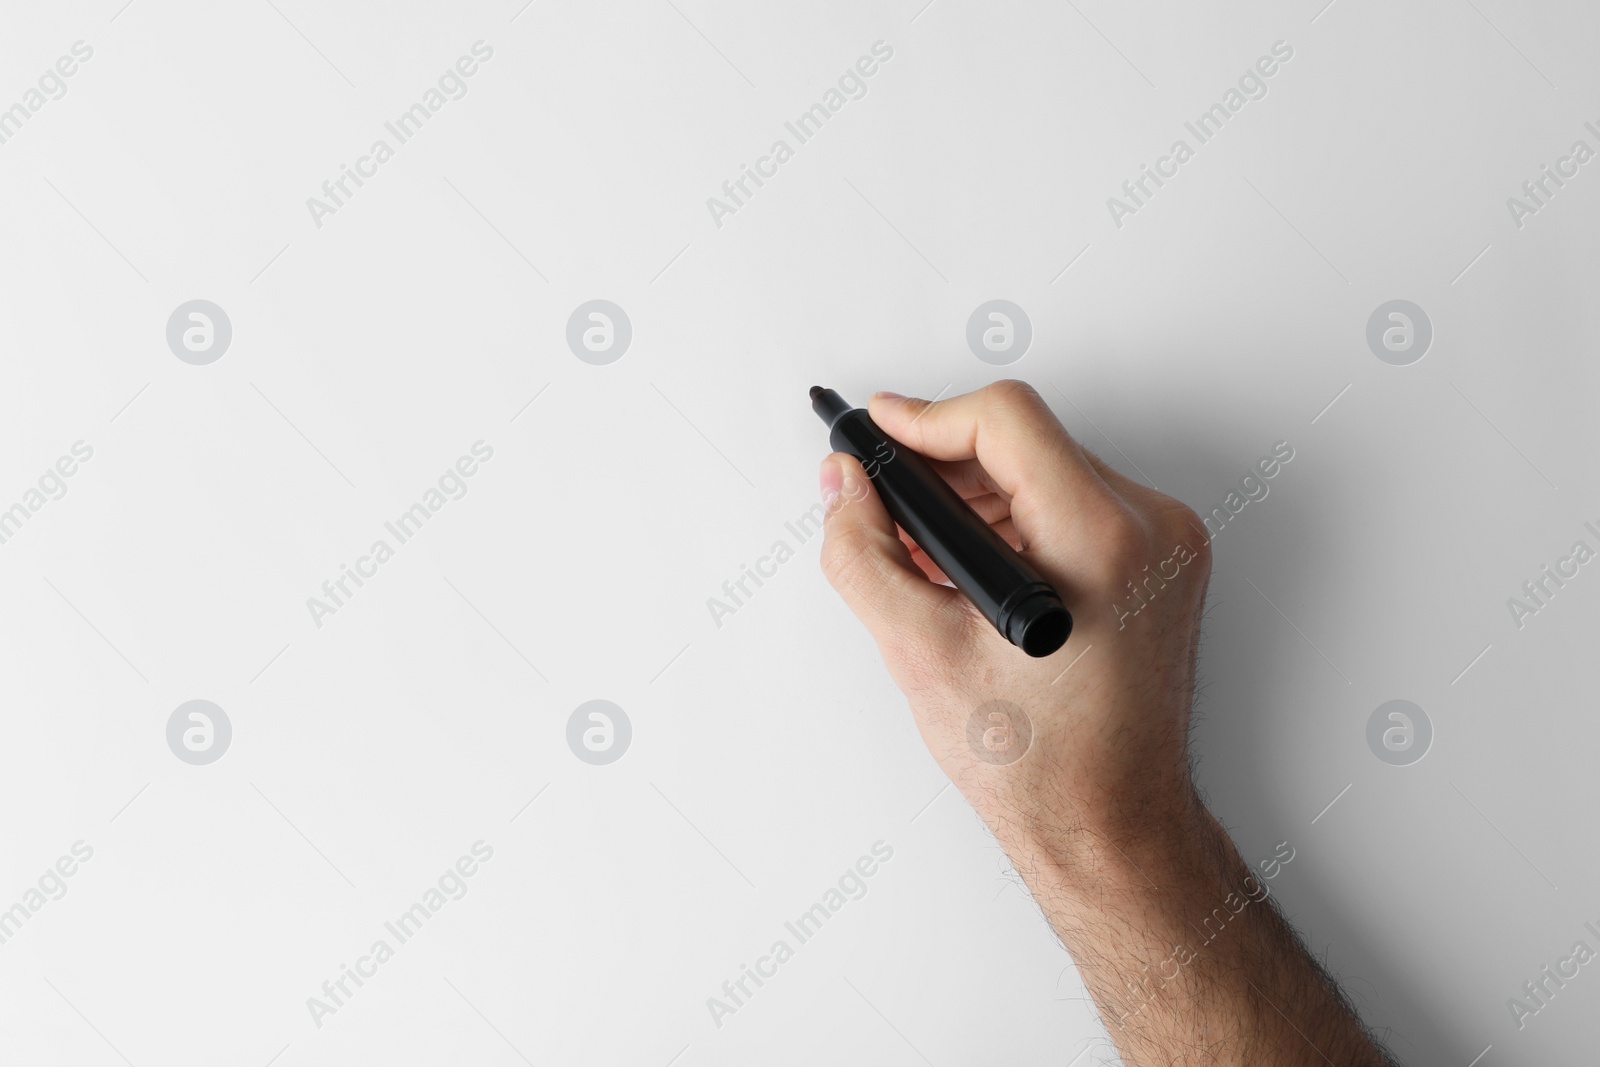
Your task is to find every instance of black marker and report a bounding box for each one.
[811,387,1072,658]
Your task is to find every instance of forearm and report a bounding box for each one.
[988,798,1395,1066]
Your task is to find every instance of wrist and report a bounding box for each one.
[982,783,1230,907]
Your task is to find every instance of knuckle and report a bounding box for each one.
[1156,501,1214,578]
[1182,528,1215,584]
[983,379,1074,454]
[1163,501,1211,548]
[1095,498,1214,603]
[984,378,1045,411]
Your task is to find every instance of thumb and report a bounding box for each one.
[818,453,964,659]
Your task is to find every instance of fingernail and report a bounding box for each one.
[872,390,906,401]
[819,456,843,504]
[841,469,862,500]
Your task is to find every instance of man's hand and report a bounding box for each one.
[819,379,1207,860]
[818,381,1394,1066]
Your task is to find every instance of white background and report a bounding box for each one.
[1,0,1597,1064]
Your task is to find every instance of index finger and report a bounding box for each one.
[868,380,1113,544]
